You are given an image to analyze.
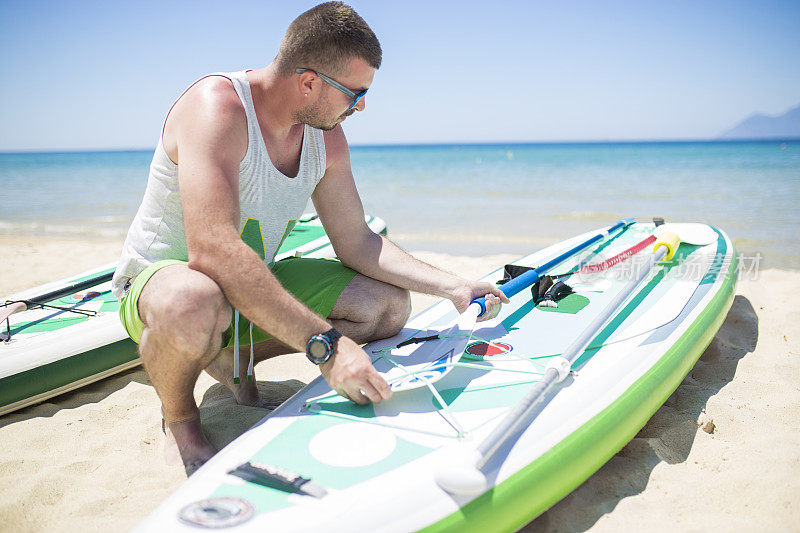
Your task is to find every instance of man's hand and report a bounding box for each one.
[319,336,393,404]
[449,280,510,322]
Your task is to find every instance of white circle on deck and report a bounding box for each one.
[309,423,396,468]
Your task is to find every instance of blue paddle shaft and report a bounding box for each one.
[471,218,634,315]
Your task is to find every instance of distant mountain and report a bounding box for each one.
[719,104,800,139]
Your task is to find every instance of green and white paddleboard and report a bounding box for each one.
[0,214,387,417]
[137,220,736,532]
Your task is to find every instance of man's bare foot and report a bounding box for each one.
[163,417,217,476]
[228,381,284,409]
[204,353,283,409]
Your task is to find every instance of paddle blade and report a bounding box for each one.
[658,223,717,246]
[0,301,27,324]
[434,446,486,495]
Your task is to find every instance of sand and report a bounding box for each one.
[1,238,799,532]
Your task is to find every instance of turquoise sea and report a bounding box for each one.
[2,141,799,269]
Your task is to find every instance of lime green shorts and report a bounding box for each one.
[118,257,357,347]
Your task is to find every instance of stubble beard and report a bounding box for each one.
[295,103,355,131]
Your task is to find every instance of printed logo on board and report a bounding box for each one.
[464,341,513,359]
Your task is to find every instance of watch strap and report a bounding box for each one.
[323,327,342,348]
[305,328,342,365]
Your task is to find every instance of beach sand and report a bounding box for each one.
[1,238,798,532]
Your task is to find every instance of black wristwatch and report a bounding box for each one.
[305,328,342,365]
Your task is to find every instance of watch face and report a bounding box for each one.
[309,339,328,359]
[306,334,333,364]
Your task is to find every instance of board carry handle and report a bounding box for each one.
[471,218,635,315]
[435,229,680,496]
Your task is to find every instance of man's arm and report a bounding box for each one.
[170,79,390,404]
[314,127,508,319]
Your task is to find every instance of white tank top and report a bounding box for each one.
[112,70,326,298]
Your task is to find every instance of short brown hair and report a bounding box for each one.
[275,2,382,77]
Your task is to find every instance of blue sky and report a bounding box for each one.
[1,0,798,151]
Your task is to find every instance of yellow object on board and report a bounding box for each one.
[653,231,681,261]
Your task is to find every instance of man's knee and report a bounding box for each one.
[142,268,231,354]
[174,273,231,333]
[376,285,411,339]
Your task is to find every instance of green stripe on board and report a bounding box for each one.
[0,339,139,411]
[276,216,386,257]
[7,315,89,336]
[278,225,327,254]
[66,267,116,286]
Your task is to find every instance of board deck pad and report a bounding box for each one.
[138,221,737,532]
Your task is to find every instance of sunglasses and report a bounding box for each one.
[295,68,368,111]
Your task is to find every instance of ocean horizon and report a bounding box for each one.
[2,139,799,270]
[4,137,800,155]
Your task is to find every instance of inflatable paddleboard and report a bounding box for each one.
[0,215,387,417]
[138,220,737,532]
